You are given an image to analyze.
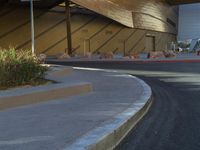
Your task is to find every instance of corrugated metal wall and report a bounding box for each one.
[178,3,200,40]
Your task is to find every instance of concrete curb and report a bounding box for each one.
[63,69,152,150]
[0,65,92,111]
[47,58,200,64]
[0,83,92,111]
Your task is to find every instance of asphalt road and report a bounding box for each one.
[48,61,200,150]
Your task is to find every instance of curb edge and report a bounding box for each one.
[63,73,153,150]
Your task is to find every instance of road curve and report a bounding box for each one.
[116,76,200,150]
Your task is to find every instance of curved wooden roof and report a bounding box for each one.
[71,0,199,33]
[71,0,179,34]
[2,0,199,33]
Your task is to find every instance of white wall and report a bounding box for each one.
[178,3,200,40]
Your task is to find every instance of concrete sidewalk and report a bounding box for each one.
[0,68,152,150]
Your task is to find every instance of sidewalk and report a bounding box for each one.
[0,68,152,150]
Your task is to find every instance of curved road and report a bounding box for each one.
[49,61,200,150]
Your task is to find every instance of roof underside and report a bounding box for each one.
[0,0,200,7]
[168,0,200,5]
[1,0,200,8]
[0,0,65,8]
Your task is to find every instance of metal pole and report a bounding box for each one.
[65,0,72,55]
[30,0,35,54]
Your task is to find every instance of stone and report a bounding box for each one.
[163,51,176,58]
[38,53,47,63]
[100,52,114,59]
[128,52,140,59]
[57,53,70,60]
[148,51,165,59]
[84,52,92,58]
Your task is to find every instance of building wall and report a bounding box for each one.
[0,6,176,56]
[178,3,200,40]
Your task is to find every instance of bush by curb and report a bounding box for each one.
[0,48,47,89]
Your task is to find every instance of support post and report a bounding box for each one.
[83,39,86,56]
[88,39,91,53]
[65,0,72,55]
[123,41,126,56]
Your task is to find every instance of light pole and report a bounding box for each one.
[21,0,35,54]
[30,0,35,54]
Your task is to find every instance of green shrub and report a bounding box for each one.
[0,48,47,89]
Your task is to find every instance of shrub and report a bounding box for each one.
[0,48,47,89]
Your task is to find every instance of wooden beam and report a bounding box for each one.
[65,0,72,55]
